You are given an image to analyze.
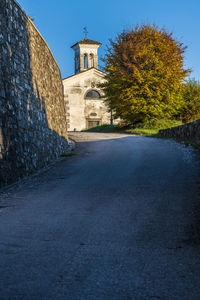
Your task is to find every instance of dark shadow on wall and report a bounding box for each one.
[0,2,68,188]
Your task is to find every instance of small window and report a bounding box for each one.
[87,120,100,129]
[84,54,88,69]
[85,90,100,99]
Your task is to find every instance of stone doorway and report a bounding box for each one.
[87,119,101,129]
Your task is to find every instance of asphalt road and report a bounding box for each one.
[0,132,200,300]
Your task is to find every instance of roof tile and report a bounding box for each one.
[71,38,102,48]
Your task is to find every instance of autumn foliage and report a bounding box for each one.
[180,79,200,123]
[101,25,191,124]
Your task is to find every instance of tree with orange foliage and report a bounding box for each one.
[180,79,200,123]
[101,25,191,124]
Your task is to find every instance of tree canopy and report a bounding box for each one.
[180,79,200,123]
[101,25,191,125]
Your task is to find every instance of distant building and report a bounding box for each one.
[63,38,113,131]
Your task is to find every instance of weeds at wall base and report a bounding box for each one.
[60,153,75,157]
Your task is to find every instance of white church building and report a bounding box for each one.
[63,38,113,131]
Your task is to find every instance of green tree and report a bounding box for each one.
[180,79,200,123]
[28,16,35,22]
[101,25,191,125]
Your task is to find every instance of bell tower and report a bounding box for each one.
[71,38,102,74]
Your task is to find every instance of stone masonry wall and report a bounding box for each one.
[0,0,68,187]
[159,119,200,143]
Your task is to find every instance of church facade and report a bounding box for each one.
[63,38,112,131]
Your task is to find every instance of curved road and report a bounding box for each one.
[0,133,200,299]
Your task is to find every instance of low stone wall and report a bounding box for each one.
[159,120,200,143]
[0,0,68,187]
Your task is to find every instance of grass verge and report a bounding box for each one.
[60,153,75,157]
[125,128,159,135]
[82,119,182,136]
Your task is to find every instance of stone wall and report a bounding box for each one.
[0,0,68,187]
[159,120,200,143]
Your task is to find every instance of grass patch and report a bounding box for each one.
[136,119,182,130]
[60,153,75,157]
[126,119,182,136]
[125,128,159,135]
[82,119,182,136]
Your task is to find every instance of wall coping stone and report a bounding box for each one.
[13,0,61,76]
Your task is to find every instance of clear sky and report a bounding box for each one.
[17,0,200,81]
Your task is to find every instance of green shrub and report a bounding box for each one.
[135,119,182,130]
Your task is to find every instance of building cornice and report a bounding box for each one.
[62,68,106,81]
[71,38,102,49]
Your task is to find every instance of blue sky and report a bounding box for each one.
[17,0,200,81]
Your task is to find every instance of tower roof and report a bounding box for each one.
[71,38,102,48]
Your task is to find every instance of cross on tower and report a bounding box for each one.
[83,27,88,39]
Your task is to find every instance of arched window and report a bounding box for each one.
[85,90,101,99]
[90,53,94,68]
[84,54,88,69]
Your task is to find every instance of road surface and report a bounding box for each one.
[0,132,200,300]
